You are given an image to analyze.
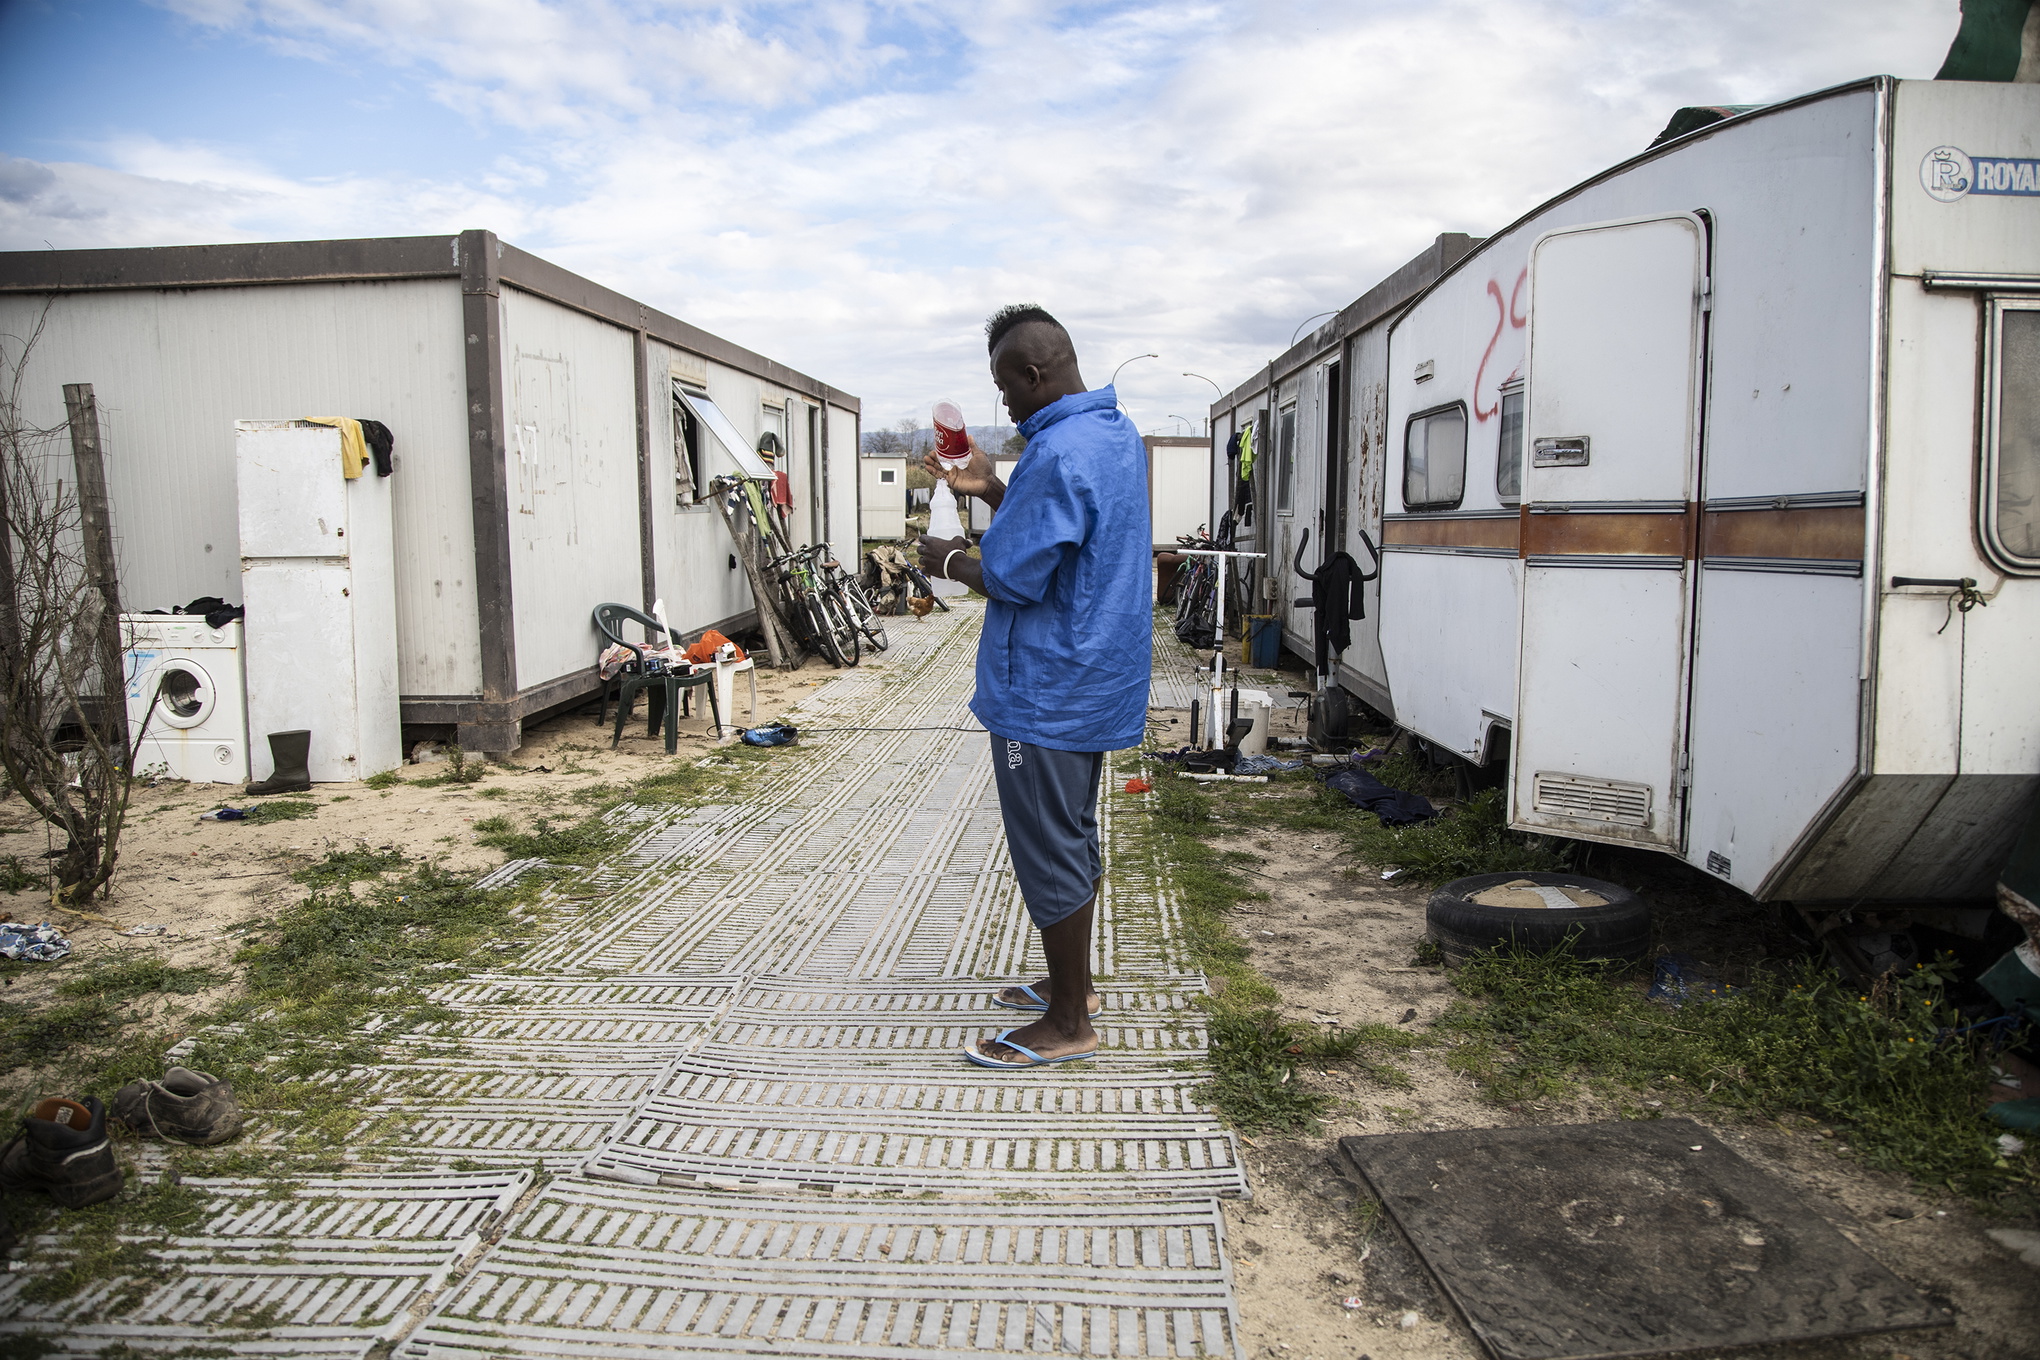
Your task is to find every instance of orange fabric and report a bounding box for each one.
[684,629,745,664]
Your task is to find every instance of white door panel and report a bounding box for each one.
[1526,216,1704,506]
[1519,564,1688,838]
[1513,214,1707,850]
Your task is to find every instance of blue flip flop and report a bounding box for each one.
[963,1028,1098,1069]
[991,984,1105,1016]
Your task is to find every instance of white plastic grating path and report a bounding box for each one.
[4,605,1247,1358]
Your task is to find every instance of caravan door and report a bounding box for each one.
[1512,214,1707,849]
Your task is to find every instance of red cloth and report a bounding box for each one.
[771,470,793,513]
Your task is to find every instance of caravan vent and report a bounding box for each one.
[1532,772,1653,828]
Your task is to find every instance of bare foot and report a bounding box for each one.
[975,1014,1098,1064]
[994,978,1102,1015]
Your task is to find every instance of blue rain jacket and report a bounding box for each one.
[970,386,1153,752]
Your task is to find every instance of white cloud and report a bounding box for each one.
[13,0,1961,430]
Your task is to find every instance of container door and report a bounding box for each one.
[1511,214,1707,850]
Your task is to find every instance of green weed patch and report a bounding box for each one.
[1350,787,1568,884]
[289,846,408,887]
[56,958,227,1005]
[1440,948,2034,1204]
[411,747,486,787]
[0,853,41,891]
[474,815,621,864]
[239,798,316,824]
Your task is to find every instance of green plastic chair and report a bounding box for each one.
[592,603,720,754]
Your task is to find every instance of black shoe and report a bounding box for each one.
[112,1067,243,1146]
[0,1096,123,1208]
[245,729,312,795]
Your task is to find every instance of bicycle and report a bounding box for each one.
[813,544,889,652]
[859,543,950,617]
[770,544,861,667]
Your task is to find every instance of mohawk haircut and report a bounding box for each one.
[985,303,1066,354]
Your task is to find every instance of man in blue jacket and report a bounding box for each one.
[920,304,1152,1068]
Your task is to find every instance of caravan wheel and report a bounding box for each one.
[1426,871,1649,966]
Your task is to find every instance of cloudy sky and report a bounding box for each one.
[0,0,1957,434]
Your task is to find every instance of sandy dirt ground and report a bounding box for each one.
[0,652,851,1032]
[1214,812,2040,1360]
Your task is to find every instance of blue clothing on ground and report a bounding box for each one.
[988,733,1103,928]
[969,385,1152,752]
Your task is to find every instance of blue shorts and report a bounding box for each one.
[989,734,1103,930]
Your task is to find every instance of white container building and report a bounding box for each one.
[1144,435,1215,547]
[0,231,861,752]
[860,453,909,541]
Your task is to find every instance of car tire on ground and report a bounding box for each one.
[1425,871,1650,966]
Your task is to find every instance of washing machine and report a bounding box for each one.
[123,616,250,784]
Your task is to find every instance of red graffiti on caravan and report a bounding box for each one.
[1471,266,1529,423]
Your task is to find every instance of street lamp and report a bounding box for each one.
[1290,311,1337,346]
[1109,352,1158,420]
[1110,352,1159,386]
[1183,373,1222,435]
[1168,415,1192,436]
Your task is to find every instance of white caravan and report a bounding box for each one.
[1370,76,2037,904]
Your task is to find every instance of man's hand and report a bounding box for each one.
[923,438,1006,508]
[917,534,968,577]
[917,534,984,594]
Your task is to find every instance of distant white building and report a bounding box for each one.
[860,452,908,541]
[1143,436,1213,547]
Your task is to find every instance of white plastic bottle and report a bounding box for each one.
[926,482,968,596]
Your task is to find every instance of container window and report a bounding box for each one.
[1985,300,2040,572]
[1404,403,1467,511]
[1276,402,1297,513]
[878,468,897,484]
[675,386,773,480]
[671,390,701,505]
[1496,386,1525,503]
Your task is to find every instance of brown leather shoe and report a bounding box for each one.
[112,1067,243,1146]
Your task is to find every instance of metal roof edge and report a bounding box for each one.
[1382,75,1896,340]
[1207,231,1480,417]
[0,233,464,292]
[0,231,860,414]
[496,242,859,413]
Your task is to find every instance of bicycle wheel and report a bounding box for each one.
[840,576,889,651]
[803,594,846,666]
[820,587,862,667]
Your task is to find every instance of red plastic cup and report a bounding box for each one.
[933,400,970,468]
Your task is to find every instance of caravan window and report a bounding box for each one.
[1276,402,1297,513]
[1496,386,1525,503]
[878,468,897,484]
[1986,300,2040,572]
[1403,403,1467,510]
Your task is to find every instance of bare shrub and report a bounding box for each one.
[0,304,136,902]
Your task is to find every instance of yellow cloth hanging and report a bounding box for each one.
[304,418,370,479]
